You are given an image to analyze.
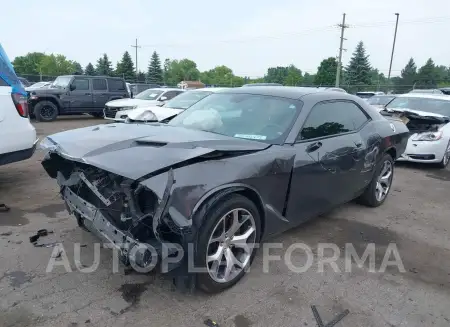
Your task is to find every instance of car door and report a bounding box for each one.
[285,100,369,225]
[92,78,109,110]
[68,77,93,111]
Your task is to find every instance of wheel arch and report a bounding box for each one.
[191,183,266,240]
[385,146,397,160]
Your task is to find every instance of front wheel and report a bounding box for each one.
[437,140,450,169]
[195,194,261,293]
[358,153,394,207]
[33,101,58,122]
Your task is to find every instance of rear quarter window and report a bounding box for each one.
[107,79,126,92]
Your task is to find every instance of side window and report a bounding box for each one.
[162,91,179,100]
[299,101,369,141]
[107,79,126,91]
[92,78,107,91]
[72,78,90,91]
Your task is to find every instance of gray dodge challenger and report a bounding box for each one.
[40,87,410,293]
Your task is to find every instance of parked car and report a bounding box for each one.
[367,95,396,109]
[438,87,450,95]
[385,94,450,167]
[40,87,408,293]
[0,44,37,166]
[103,88,184,119]
[25,81,52,91]
[355,91,385,99]
[109,88,228,122]
[409,89,444,95]
[17,77,31,87]
[129,83,160,96]
[28,75,129,122]
[242,83,283,87]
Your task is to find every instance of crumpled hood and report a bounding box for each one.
[121,105,183,121]
[44,123,270,180]
[387,107,449,121]
[105,98,159,108]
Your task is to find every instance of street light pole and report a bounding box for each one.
[387,13,400,82]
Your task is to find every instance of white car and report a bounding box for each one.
[385,94,450,168]
[109,88,228,122]
[25,81,52,91]
[103,88,184,120]
[0,44,37,166]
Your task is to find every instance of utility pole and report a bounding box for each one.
[335,13,349,87]
[387,13,400,82]
[131,38,141,81]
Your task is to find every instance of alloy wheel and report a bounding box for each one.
[41,105,55,119]
[206,208,257,283]
[375,160,393,202]
[443,142,450,166]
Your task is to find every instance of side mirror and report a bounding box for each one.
[69,84,76,91]
[159,96,167,101]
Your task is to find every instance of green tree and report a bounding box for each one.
[302,73,315,86]
[12,52,47,75]
[147,51,163,84]
[165,59,200,85]
[285,65,302,86]
[394,58,417,93]
[73,61,83,75]
[137,71,146,82]
[314,57,338,86]
[39,54,76,76]
[115,51,135,81]
[265,66,288,84]
[345,41,372,91]
[200,65,234,85]
[369,69,386,91]
[84,62,96,76]
[416,58,438,88]
[95,53,113,76]
[163,58,171,85]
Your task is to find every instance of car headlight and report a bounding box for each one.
[120,106,137,111]
[39,137,58,153]
[412,131,443,141]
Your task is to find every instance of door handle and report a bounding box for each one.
[306,141,322,153]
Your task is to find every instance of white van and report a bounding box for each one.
[0,44,37,166]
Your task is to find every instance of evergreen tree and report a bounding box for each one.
[416,58,438,88]
[95,53,113,76]
[147,51,163,84]
[163,58,171,85]
[396,58,417,93]
[84,62,96,76]
[344,41,372,91]
[115,51,135,81]
[73,61,83,75]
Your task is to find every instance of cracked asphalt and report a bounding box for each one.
[1,116,450,327]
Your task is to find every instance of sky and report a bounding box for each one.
[2,0,450,78]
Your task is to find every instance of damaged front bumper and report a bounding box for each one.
[397,138,447,163]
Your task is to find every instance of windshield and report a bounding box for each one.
[134,89,164,100]
[168,93,302,143]
[387,97,450,117]
[367,96,395,106]
[51,76,72,88]
[165,91,212,109]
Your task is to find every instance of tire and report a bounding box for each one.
[437,140,450,169]
[33,101,58,122]
[195,194,261,293]
[91,113,104,118]
[358,153,394,207]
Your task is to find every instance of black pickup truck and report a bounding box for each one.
[28,75,129,121]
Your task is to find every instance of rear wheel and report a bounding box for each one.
[195,194,261,293]
[358,153,394,207]
[91,112,104,118]
[34,101,58,122]
[437,140,450,169]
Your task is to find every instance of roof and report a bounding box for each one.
[193,87,230,92]
[215,86,335,99]
[179,81,205,86]
[396,93,450,101]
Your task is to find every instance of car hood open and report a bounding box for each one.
[43,123,270,180]
[386,108,450,123]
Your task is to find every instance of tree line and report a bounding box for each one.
[11,41,450,93]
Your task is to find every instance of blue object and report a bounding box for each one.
[0,43,25,95]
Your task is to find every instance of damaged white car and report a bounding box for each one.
[383,94,450,168]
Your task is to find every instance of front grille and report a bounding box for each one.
[104,106,120,118]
